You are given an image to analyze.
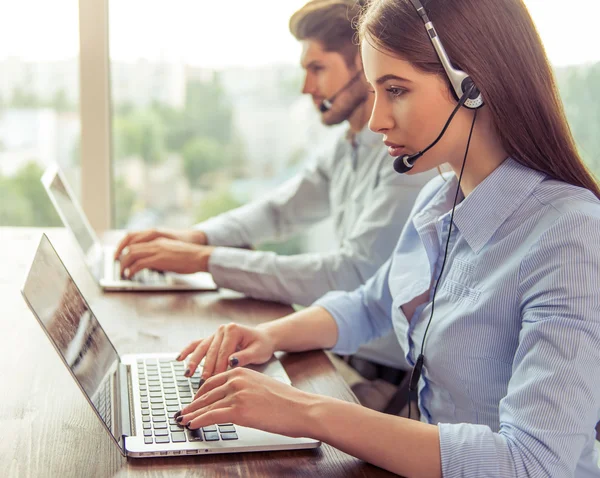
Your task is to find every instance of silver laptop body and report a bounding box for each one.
[41,164,217,292]
[21,234,321,457]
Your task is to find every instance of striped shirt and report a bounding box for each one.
[198,125,435,367]
[315,158,600,477]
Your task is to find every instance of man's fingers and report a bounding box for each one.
[114,233,134,259]
[125,257,159,278]
[119,245,153,273]
[115,229,160,259]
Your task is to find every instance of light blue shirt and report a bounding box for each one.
[315,158,600,477]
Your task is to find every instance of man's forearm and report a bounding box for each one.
[258,306,339,352]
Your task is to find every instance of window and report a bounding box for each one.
[108,0,342,255]
[526,0,600,174]
[0,0,80,226]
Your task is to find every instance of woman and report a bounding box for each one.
[174,0,600,476]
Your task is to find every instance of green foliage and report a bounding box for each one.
[0,161,62,226]
[50,89,72,112]
[113,110,166,165]
[10,87,42,109]
[194,189,242,224]
[182,137,223,187]
[114,177,138,229]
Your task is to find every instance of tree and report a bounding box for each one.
[0,161,62,226]
[182,137,223,187]
[114,177,138,229]
[0,176,32,226]
[113,110,166,165]
[10,87,41,108]
[194,188,242,223]
[50,89,72,112]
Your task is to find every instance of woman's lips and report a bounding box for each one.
[385,145,406,157]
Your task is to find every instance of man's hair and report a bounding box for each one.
[289,0,363,67]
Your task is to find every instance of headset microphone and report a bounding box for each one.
[393,83,474,174]
[319,71,363,113]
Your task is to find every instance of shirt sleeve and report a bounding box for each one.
[206,156,430,306]
[313,257,395,355]
[438,211,600,477]
[195,149,335,248]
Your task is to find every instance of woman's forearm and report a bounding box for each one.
[258,306,339,353]
[306,396,442,478]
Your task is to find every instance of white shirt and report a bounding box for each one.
[198,125,435,366]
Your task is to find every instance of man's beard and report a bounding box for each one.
[321,88,368,126]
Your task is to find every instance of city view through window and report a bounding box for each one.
[1,0,599,256]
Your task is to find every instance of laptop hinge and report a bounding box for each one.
[116,362,133,453]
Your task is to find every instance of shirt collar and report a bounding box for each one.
[452,157,547,253]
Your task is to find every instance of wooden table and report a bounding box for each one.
[0,228,396,478]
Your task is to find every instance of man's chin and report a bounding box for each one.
[320,113,346,127]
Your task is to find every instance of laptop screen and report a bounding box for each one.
[47,172,97,256]
[22,235,121,444]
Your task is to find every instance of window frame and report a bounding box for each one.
[78,0,112,232]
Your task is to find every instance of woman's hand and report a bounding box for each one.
[177,323,277,380]
[176,367,319,438]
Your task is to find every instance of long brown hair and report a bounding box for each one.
[358,0,600,198]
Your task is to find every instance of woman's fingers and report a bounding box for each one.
[199,327,226,379]
[177,340,201,362]
[214,324,243,375]
[185,336,214,377]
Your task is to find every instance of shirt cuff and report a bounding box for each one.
[195,218,234,247]
[313,290,364,355]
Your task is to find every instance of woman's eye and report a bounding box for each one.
[386,87,405,98]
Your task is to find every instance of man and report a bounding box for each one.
[115,0,434,389]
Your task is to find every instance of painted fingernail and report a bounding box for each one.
[229,356,239,367]
[197,378,206,389]
[122,247,130,256]
[124,268,130,278]
[176,416,183,423]
[184,368,191,377]
[174,410,182,419]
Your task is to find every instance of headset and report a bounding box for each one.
[394,0,484,174]
[319,70,364,113]
[401,0,482,419]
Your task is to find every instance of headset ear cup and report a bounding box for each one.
[461,77,481,100]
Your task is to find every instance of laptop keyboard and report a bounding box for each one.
[97,378,112,430]
[137,358,238,445]
[114,261,167,284]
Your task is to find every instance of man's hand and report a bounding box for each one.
[118,238,215,278]
[114,228,208,260]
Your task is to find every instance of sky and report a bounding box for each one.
[0,0,598,68]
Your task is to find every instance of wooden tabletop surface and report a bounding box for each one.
[0,227,397,478]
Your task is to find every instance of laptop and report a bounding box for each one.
[21,234,321,458]
[41,164,217,291]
